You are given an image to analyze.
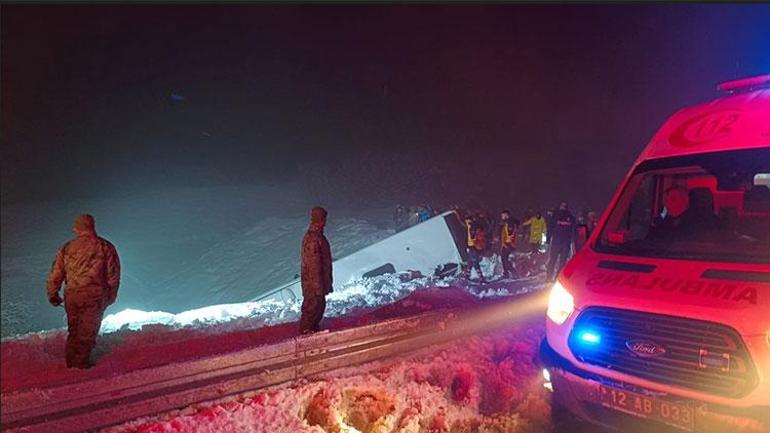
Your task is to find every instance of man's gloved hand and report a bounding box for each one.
[49,294,63,307]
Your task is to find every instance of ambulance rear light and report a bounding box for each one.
[717,74,770,93]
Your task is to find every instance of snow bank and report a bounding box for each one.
[1,273,546,393]
[104,319,550,433]
[99,272,429,333]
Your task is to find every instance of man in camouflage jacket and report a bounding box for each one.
[47,214,121,368]
[299,207,333,334]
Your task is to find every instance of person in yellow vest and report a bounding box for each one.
[522,211,547,252]
[498,210,519,279]
[464,216,486,282]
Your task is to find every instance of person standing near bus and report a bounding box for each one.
[546,202,575,282]
[299,207,333,334]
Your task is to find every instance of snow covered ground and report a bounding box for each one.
[104,317,550,433]
[3,186,560,433]
[1,268,546,393]
[1,184,393,338]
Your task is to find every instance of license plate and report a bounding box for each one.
[598,384,695,431]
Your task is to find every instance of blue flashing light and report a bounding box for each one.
[578,330,601,345]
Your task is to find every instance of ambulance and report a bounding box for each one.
[539,74,770,432]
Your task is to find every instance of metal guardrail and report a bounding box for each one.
[1,293,545,433]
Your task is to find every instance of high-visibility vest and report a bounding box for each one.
[466,223,475,247]
[501,222,515,245]
[527,217,546,244]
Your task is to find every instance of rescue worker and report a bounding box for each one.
[498,210,518,279]
[546,202,575,282]
[300,207,333,334]
[586,210,599,235]
[405,206,420,230]
[393,205,407,232]
[46,214,120,369]
[464,216,486,282]
[575,215,590,251]
[417,204,432,223]
[476,211,493,235]
[522,211,547,252]
[545,208,556,246]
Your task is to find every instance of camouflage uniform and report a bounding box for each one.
[47,215,120,368]
[299,208,332,333]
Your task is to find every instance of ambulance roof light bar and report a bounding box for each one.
[717,74,770,93]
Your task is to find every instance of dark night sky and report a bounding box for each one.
[2,4,769,212]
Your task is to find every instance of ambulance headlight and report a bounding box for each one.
[547,281,575,325]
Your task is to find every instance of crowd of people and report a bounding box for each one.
[460,202,601,283]
[393,202,600,284]
[46,202,599,369]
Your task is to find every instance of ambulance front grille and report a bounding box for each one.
[569,307,758,398]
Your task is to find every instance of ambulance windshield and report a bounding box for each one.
[596,148,770,264]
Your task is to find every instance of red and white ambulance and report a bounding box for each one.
[540,75,770,432]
